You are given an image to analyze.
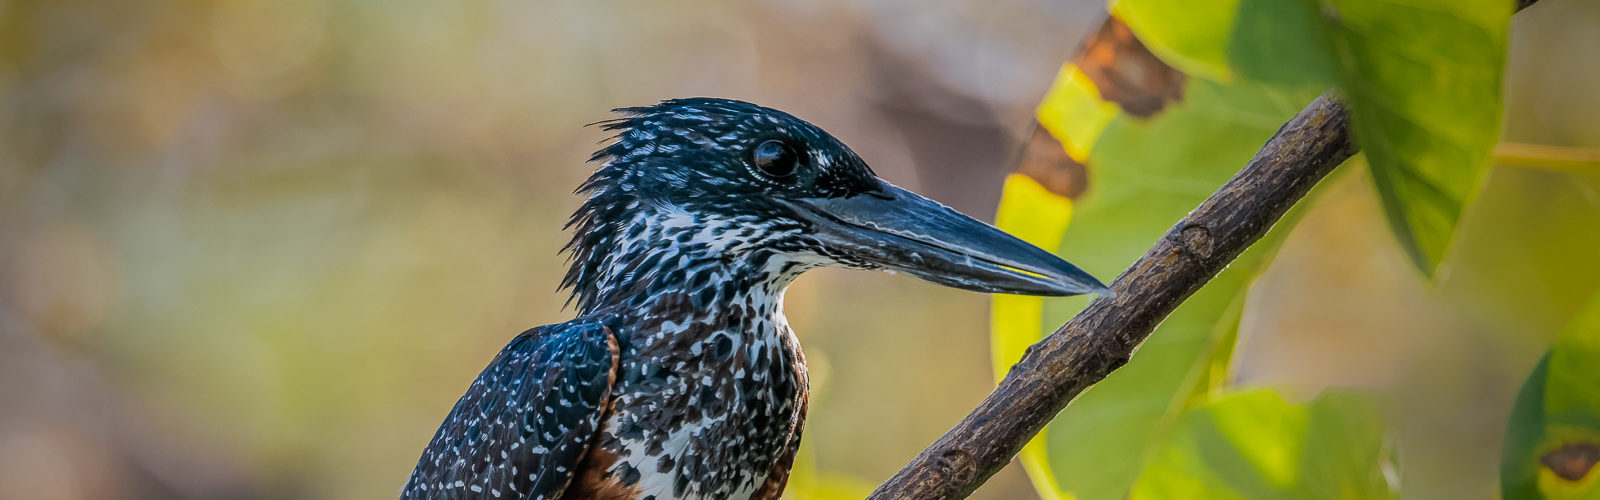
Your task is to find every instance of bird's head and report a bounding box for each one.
[563,98,1105,311]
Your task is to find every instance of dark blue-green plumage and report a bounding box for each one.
[404,322,617,498]
[401,97,1104,500]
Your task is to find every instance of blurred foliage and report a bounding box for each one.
[0,0,1104,498]
[1113,0,1513,274]
[0,0,1596,499]
[1502,292,1600,499]
[1131,390,1395,500]
[1328,0,1512,274]
[996,51,1325,498]
[995,2,1600,500]
[992,173,1076,500]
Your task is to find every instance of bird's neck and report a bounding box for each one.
[572,209,816,500]
[573,207,821,324]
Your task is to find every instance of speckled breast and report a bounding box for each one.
[580,309,808,500]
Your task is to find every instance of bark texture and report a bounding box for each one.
[869,95,1355,500]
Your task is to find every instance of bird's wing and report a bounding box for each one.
[402,321,619,500]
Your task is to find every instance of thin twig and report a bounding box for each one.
[1494,142,1600,173]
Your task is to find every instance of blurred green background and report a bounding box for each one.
[0,1,1596,499]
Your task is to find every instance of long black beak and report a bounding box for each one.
[779,182,1106,296]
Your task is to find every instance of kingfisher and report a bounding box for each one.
[400,98,1105,500]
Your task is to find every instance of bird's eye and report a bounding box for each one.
[749,140,800,179]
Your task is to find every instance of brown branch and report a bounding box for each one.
[867,92,1354,500]
[869,3,1541,497]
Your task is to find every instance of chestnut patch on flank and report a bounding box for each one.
[570,447,640,500]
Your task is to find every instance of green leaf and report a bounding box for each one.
[1329,0,1513,274]
[1130,390,1397,500]
[1043,260,1262,500]
[1501,292,1600,499]
[1113,0,1514,275]
[992,173,1078,500]
[1009,75,1323,500]
[1004,1,1522,497]
[1005,0,1514,492]
[1110,0,1334,89]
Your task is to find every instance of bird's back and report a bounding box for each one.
[402,322,619,499]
